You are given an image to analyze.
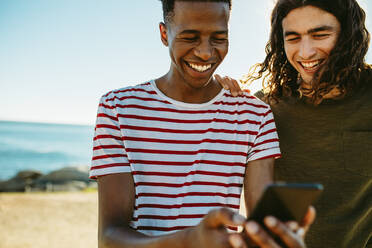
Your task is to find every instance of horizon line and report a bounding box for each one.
[0,118,94,127]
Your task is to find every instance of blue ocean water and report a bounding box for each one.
[0,121,94,180]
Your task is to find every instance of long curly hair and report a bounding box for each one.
[243,0,371,105]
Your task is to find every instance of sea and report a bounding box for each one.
[0,121,95,181]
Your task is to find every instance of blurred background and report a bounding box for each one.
[0,1,371,247]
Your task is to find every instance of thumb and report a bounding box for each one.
[300,205,316,235]
[202,208,246,229]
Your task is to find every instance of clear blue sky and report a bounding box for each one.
[1,0,370,125]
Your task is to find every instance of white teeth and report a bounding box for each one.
[188,62,212,72]
[300,61,320,69]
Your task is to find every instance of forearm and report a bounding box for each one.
[99,225,191,248]
[244,158,274,214]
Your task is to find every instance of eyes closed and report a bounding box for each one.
[177,33,228,44]
[285,32,333,42]
[284,25,339,43]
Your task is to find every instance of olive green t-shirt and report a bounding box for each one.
[257,72,372,248]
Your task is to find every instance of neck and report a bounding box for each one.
[155,73,222,104]
[299,81,342,100]
[323,87,342,99]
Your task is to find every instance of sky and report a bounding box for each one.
[1,0,371,125]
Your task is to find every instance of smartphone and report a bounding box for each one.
[248,182,323,225]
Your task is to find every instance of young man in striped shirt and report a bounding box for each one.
[90,1,314,247]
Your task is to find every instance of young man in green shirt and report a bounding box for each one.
[219,0,372,247]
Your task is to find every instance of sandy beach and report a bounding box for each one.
[0,191,98,248]
[0,190,248,248]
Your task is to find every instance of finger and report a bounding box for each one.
[296,227,305,238]
[239,227,259,248]
[264,216,305,248]
[285,221,305,239]
[300,206,316,233]
[224,76,240,96]
[297,206,316,237]
[214,74,240,95]
[214,74,229,90]
[202,208,246,229]
[231,79,243,95]
[286,221,299,232]
[222,76,235,94]
[215,75,230,90]
[244,221,280,248]
[229,234,248,248]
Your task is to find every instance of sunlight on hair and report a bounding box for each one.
[239,0,274,94]
[358,0,371,62]
[359,0,368,13]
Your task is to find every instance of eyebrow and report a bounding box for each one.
[214,31,228,35]
[179,30,199,35]
[284,25,336,37]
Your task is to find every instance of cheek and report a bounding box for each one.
[324,40,337,55]
[219,49,228,60]
[319,34,339,55]
[172,43,194,59]
[284,44,295,63]
[169,44,184,61]
[216,43,229,59]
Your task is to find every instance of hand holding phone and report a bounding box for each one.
[245,182,322,247]
[248,182,323,225]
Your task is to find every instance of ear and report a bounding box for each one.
[159,22,168,47]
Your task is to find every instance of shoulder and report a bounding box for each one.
[222,90,272,113]
[359,67,372,86]
[100,81,155,103]
[356,68,372,100]
[245,91,270,109]
[253,90,265,101]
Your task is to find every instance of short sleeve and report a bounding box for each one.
[89,93,131,179]
[247,106,281,162]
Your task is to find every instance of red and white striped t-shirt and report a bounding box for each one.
[90,80,280,236]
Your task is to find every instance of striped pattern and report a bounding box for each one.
[90,80,281,236]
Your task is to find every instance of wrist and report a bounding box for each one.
[151,227,196,248]
[181,226,200,248]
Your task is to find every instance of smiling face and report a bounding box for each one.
[160,1,229,89]
[282,5,341,85]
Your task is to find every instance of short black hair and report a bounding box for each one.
[159,0,232,24]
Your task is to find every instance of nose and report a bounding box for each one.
[299,38,316,59]
[194,39,213,61]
